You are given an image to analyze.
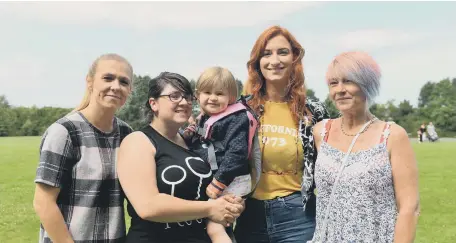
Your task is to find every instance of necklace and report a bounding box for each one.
[341,116,378,137]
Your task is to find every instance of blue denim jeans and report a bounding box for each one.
[234,192,316,243]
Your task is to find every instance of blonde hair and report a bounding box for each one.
[74,53,133,111]
[196,66,238,104]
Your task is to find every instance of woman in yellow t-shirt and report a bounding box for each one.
[233,26,329,243]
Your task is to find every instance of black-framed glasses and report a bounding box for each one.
[159,91,196,103]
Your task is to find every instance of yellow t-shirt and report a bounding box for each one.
[252,101,304,200]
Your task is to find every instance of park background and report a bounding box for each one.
[0,1,455,242]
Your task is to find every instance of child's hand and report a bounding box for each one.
[206,178,227,199]
[182,124,197,140]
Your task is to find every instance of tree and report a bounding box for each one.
[397,100,414,117]
[2,75,456,138]
[0,95,12,136]
[424,78,456,131]
[306,89,319,102]
[384,100,398,121]
[0,108,13,136]
[117,75,151,130]
[236,79,244,98]
[0,95,10,108]
[21,119,40,136]
[323,96,339,119]
[187,79,201,116]
[370,103,388,121]
[392,100,416,133]
[418,81,435,108]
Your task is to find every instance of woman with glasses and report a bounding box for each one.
[233,26,330,243]
[117,72,245,243]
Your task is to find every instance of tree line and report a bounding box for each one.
[1,77,455,137]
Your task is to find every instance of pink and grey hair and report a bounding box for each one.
[326,51,381,106]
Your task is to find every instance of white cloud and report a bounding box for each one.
[333,29,427,50]
[0,2,322,30]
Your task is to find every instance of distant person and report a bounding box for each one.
[419,123,426,143]
[309,51,420,242]
[426,121,439,142]
[33,53,135,243]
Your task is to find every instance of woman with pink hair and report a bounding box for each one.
[309,51,420,242]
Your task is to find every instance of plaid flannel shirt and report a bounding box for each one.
[35,111,132,243]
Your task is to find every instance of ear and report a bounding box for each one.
[149,98,158,113]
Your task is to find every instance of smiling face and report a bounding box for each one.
[195,66,238,116]
[259,35,294,86]
[197,87,230,116]
[149,84,193,126]
[88,59,132,111]
[325,51,382,113]
[328,77,367,112]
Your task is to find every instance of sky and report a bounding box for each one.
[1,1,455,108]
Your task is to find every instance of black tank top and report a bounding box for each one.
[126,125,212,243]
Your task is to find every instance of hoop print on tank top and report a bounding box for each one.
[186,157,212,200]
[161,156,212,229]
[161,165,187,230]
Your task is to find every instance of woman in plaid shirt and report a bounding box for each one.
[33,53,134,243]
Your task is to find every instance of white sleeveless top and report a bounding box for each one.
[309,119,398,243]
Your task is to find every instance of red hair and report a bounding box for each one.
[244,25,308,125]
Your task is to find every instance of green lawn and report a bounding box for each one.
[0,137,455,242]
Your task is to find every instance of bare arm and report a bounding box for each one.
[312,121,325,153]
[33,123,77,243]
[33,184,74,243]
[388,124,420,243]
[117,131,242,226]
[207,220,231,243]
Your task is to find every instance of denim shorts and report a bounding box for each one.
[234,192,316,243]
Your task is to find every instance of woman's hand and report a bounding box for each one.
[208,194,244,227]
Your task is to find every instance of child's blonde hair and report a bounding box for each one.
[196,66,238,104]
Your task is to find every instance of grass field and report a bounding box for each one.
[1,136,455,242]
